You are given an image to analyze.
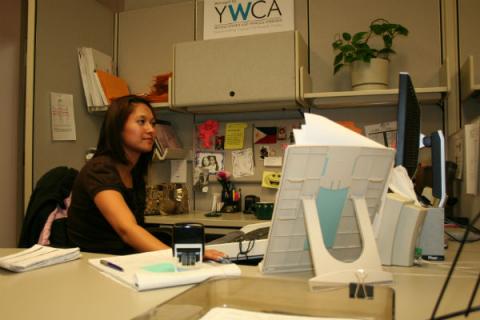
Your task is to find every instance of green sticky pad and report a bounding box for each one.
[142,262,177,273]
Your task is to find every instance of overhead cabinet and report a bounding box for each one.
[172,31,310,113]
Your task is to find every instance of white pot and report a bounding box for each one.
[351,58,389,91]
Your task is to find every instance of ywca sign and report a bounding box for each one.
[203,0,294,40]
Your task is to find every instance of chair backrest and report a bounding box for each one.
[18,166,78,248]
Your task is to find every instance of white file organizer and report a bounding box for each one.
[260,145,394,289]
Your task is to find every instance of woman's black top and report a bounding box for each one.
[67,155,145,254]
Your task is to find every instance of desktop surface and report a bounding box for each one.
[0,241,478,320]
[145,211,259,235]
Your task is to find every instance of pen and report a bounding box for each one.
[100,259,124,272]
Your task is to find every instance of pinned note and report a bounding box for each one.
[224,123,247,149]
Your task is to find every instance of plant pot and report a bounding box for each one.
[351,58,389,91]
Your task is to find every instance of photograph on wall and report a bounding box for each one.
[193,167,210,192]
[195,151,224,175]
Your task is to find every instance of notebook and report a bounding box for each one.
[89,249,241,291]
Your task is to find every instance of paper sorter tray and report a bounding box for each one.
[132,277,394,320]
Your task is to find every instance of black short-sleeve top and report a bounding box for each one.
[67,155,145,254]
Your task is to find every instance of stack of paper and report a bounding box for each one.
[77,47,115,108]
[89,250,241,291]
[0,245,81,272]
[294,113,386,148]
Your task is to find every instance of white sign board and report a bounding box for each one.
[203,0,294,40]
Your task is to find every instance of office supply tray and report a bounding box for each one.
[133,277,394,320]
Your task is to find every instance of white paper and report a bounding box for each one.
[170,160,187,183]
[200,307,357,320]
[50,92,77,141]
[295,113,385,148]
[231,148,254,177]
[77,47,113,108]
[263,156,282,167]
[0,245,80,272]
[389,166,421,206]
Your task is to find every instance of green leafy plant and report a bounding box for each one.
[332,18,409,74]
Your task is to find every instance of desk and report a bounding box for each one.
[145,212,259,235]
[1,241,479,320]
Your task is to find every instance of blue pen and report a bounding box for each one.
[100,259,124,272]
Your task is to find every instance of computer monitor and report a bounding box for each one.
[395,72,447,207]
[395,72,421,178]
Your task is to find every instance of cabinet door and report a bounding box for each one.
[173,31,297,107]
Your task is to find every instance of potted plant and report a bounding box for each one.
[332,18,409,90]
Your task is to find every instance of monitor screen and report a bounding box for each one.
[395,72,421,178]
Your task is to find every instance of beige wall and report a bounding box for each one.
[33,0,115,182]
[0,1,22,246]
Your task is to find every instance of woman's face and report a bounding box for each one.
[202,157,210,166]
[209,156,216,165]
[121,103,156,156]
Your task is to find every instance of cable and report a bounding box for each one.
[236,238,255,261]
[430,211,480,319]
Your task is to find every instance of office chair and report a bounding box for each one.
[18,166,78,248]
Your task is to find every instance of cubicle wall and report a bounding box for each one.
[33,0,114,182]
[457,0,480,228]
[29,0,478,224]
[0,0,22,247]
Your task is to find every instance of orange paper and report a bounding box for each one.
[96,70,130,104]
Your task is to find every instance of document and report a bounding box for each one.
[0,245,80,272]
[231,148,254,177]
[77,47,113,108]
[89,250,241,291]
[200,307,357,320]
[294,113,386,149]
[224,123,247,149]
[170,160,187,183]
[50,92,77,141]
[364,121,397,147]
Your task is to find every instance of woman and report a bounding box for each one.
[67,95,222,259]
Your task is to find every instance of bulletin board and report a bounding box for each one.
[193,119,304,184]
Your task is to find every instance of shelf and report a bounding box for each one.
[304,86,448,109]
[87,78,173,113]
[461,55,480,101]
[304,61,450,109]
[153,147,188,161]
[87,101,172,113]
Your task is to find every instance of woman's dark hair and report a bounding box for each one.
[95,95,156,182]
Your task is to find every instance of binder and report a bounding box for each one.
[77,47,114,108]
